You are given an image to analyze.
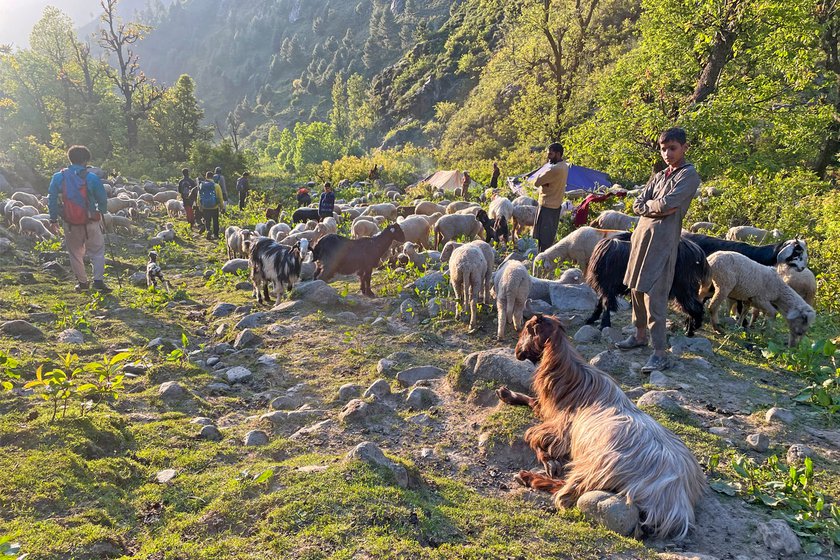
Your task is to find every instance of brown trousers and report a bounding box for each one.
[630,270,672,352]
[64,221,105,283]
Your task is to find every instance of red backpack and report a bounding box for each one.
[60,168,93,225]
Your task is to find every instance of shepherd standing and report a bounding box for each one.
[616,127,700,372]
[531,142,569,252]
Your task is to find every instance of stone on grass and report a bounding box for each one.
[588,350,623,374]
[199,425,222,441]
[636,390,684,414]
[336,311,358,323]
[234,281,252,291]
[548,283,599,313]
[292,280,339,306]
[376,359,395,376]
[338,383,362,402]
[158,381,186,400]
[225,366,253,384]
[765,407,794,424]
[191,417,214,426]
[206,356,220,367]
[234,329,260,349]
[272,300,306,314]
[345,442,408,488]
[670,336,714,356]
[207,382,231,394]
[406,387,438,410]
[339,399,388,425]
[155,469,177,483]
[256,354,279,369]
[576,490,639,536]
[746,433,769,452]
[757,519,801,555]
[396,365,444,387]
[270,395,301,410]
[786,444,814,464]
[211,303,237,317]
[243,430,269,446]
[57,328,84,344]
[221,259,249,273]
[129,271,147,286]
[426,298,442,317]
[291,419,334,440]
[600,327,624,344]
[573,325,601,344]
[364,379,391,399]
[399,298,420,322]
[648,370,670,387]
[413,271,445,292]
[235,313,267,330]
[0,320,44,340]
[459,347,535,393]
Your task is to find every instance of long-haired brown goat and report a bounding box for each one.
[497,314,706,539]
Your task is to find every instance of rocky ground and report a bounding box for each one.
[0,211,838,559]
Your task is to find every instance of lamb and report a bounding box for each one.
[776,263,816,306]
[107,197,136,213]
[434,213,483,250]
[449,243,491,332]
[395,215,431,248]
[590,210,639,230]
[396,241,439,270]
[532,227,624,277]
[689,221,716,233]
[103,213,134,235]
[225,226,253,259]
[700,251,815,346]
[683,233,808,271]
[725,225,782,244]
[512,196,538,207]
[446,201,479,214]
[154,223,176,242]
[442,240,495,304]
[268,222,291,242]
[11,192,45,211]
[585,232,710,336]
[165,199,184,218]
[311,224,405,296]
[18,216,55,240]
[351,219,380,239]
[254,220,276,237]
[512,205,537,239]
[361,202,398,221]
[488,196,514,222]
[146,251,166,289]
[493,259,531,340]
[249,237,308,304]
[2,199,22,223]
[152,190,179,204]
[415,200,447,215]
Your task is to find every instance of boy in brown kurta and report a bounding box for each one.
[616,128,700,373]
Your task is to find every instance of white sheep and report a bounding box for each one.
[395,215,431,249]
[776,263,817,307]
[441,239,495,304]
[11,192,45,211]
[155,223,176,242]
[225,226,253,259]
[456,206,482,216]
[103,213,134,235]
[700,251,815,347]
[511,205,537,239]
[361,202,398,221]
[591,210,639,230]
[152,190,179,204]
[725,225,782,244]
[10,205,39,228]
[689,221,716,233]
[488,196,514,222]
[18,216,55,240]
[397,241,439,269]
[2,199,23,223]
[415,201,447,216]
[449,243,491,332]
[268,223,291,242]
[320,216,338,235]
[351,219,380,239]
[532,227,624,277]
[434,213,483,249]
[107,197,136,213]
[446,201,479,214]
[165,199,184,218]
[255,220,276,237]
[512,196,538,207]
[493,259,531,340]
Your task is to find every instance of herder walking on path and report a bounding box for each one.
[199,171,226,240]
[178,167,197,227]
[531,142,569,252]
[48,145,111,292]
[616,127,701,373]
[236,171,250,211]
[213,166,228,202]
[318,182,335,219]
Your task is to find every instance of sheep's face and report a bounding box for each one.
[515,315,564,364]
[778,240,808,272]
[786,307,816,347]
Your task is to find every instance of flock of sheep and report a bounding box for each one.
[0,176,820,347]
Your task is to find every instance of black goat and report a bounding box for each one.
[683,233,807,270]
[476,209,501,243]
[311,223,405,297]
[249,237,307,305]
[292,207,320,223]
[585,232,710,336]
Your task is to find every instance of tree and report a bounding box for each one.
[814,0,840,178]
[98,0,163,150]
[148,74,207,162]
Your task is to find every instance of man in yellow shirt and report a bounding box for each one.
[532,142,569,252]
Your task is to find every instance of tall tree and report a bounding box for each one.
[148,74,206,162]
[97,0,162,150]
[815,0,840,177]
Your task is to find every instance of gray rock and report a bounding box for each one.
[207,382,232,394]
[426,297,442,317]
[235,281,252,291]
[225,366,253,384]
[746,433,769,452]
[399,298,420,322]
[406,387,438,409]
[155,468,177,483]
[765,407,794,424]
[290,419,334,440]
[158,381,186,400]
[339,399,388,425]
[573,325,601,343]
[523,298,553,319]
[292,280,339,306]
[648,370,671,387]
[256,354,279,369]
[548,283,599,313]
[377,359,395,375]
[459,347,536,393]
[338,383,362,402]
[576,490,639,536]
[786,444,814,464]
[515,237,537,254]
[270,395,301,410]
[190,417,215,425]
[212,343,233,354]
[221,259,249,273]
[199,425,222,441]
[637,390,685,413]
[272,300,307,313]
[413,271,445,292]
[260,409,321,429]
[243,430,269,446]
[757,519,801,555]
[336,311,358,323]
[129,271,147,286]
[345,441,408,488]
[600,327,624,344]
[396,365,444,387]
[0,320,44,340]
[670,336,714,356]
[364,379,391,399]
[299,261,316,282]
[57,329,84,344]
[211,303,237,317]
[588,350,623,374]
[206,356,220,367]
[234,329,260,349]
[235,313,268,330]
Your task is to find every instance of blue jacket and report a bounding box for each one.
[318,191,335,215]
[48,164,108,221]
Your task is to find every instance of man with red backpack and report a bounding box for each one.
[47,145,111,292]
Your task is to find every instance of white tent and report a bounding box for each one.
[421,169,467,192]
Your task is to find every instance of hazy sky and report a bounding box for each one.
[0,1,103,48]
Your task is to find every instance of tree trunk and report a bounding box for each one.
[814,113,839,179]
[690,27,738,105]
[125,98,137,150]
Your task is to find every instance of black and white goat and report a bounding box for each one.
[146,251,167,290]
[249,237,309,305]
[683,233,807,271]
[585,232,710,336]
[311,224,405,297]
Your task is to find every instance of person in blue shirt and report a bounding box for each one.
[318,182,335,218]
[48,145,111,292]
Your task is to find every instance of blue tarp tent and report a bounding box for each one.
[510,163,611,196]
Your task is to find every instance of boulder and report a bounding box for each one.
[576,490,639,536]
[648,370,671,387]
[523,298,553,319]
[299,261,316,282]
[458,347,535,393]
[786,444,814,464]
[548,283,599,313]
[765,407,794,424]
[225,366,253,384]
[364,379,391,399]
[757,519,800,555]
[573,325,601,344]
[270,395,302,410]
[338,399,389,425]
[0,320,44,340]
[211,303,237,318]
[155,469,177,484]
[399,298,420,322]
[292,280,339,306]
[345,441,408,488]
[636,390,685,414]
[234,313,268,330]
[158,381,186,401]
[337,383,362,402]
[670,336,714,356]
[588,350,623,374]
[376,359,395,376]
[207,382,232,394]
[272,300,307,314]
[129,271,147,286]
[243,430,269,446]
[396,365,444,387]
[406,387,438,410]
[221,259,249,274]
[198,425,223,441]
[413,271,446,293]
[746,433,769,452]
[57,329,84,345]
[190,417,215,426]
[233,329,260,349]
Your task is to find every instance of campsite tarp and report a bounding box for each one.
[420,170,466,192]
[526,163,610,192]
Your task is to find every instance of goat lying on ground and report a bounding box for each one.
[585,232,709,336]
[497,314,706,539]
[311,224,405,296]
[249,237,308,305]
